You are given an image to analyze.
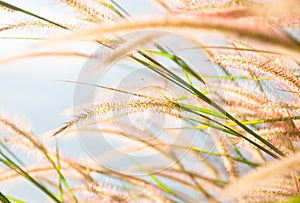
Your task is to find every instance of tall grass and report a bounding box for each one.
[0,0,299,202]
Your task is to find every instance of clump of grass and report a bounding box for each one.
[0,0,300,202]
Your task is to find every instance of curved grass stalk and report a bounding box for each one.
[48,14,300,61]
[221,152,300,200]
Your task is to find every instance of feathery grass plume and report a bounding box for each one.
[59,0,114,23]
[207,82,291,122]
[211,54,300,98]
[0,114,47,156]
[215,136,238,181]
[218,39,300,96]
[53,96,180,136]
[257,126,300,143]
[0,21,62,32]
[237,176,300,203]
[208,82,268,109]
[221,152,300,200]
[252,126,300,155]
[234,124,299,156]
[0,20,98,34]
[0,164,83,183]
[210,82,270,106]
[0,114,79,201]
[73,183,130,203]
[173,0,249,13]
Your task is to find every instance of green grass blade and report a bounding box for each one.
[44,152,78,203]
[185,116,300,130]
[5,195,28,203]
[179,103,281,158]
[110,0,131,17]
[201,75,270,81]
[96,0,125,17]
[132,51,282,158]
[0,151,61,203]
[147,46,206,84]
[179,103,228,119]
[150,55,285,157]
[0,1,67,29]
[55,139,64,202]
[131,55,193,94]
[226,116,300,127]
[0,143,24,166]
[188,146,258,167]
[0,192,11,203]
